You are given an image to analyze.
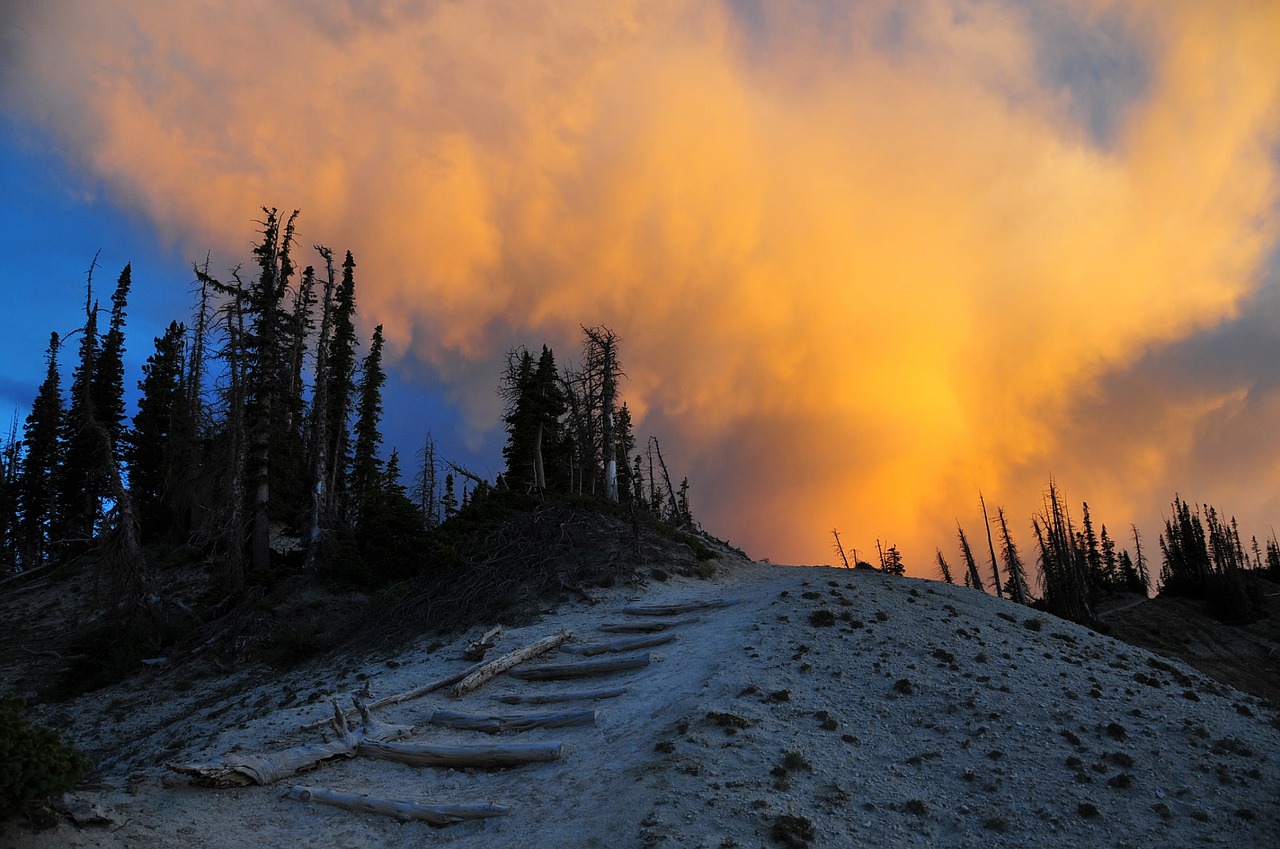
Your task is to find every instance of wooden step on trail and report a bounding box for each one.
[360,739,564,769]
[286,786,510,825]
[493,686,627,705]
[598,618,696,633]
[620,599,737,616]
[428,708,598,733]
[509,652,652,681]
[560,632,678,656]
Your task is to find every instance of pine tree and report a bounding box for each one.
[349,324,386,515]
[979,493,1003,599]
[1080,502,1103,591]
[995,507,1030,604]
[125,321,186,539]
[93,264,131,455]
[1099,524,1118,590]
[321,250,358,513]
[19,333,64,564]
[412,431,440,529]
[441,473,458,520]
[60,274,109,546]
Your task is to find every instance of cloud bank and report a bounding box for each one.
[3,0,1278,568]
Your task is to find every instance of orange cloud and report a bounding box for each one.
[3,0,1278,571]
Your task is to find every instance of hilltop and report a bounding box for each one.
[2,546,1278,848]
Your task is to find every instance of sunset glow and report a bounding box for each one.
[3,0,1278,569]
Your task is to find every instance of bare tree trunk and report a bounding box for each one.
[980,493,1004,599]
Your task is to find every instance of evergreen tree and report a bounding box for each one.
[125,321,186,539]
[441,473,458,520]
[19,334,64,564]
[995,507,1030,604]
[501,345,567,493]
[93,264,131,455]
[59,282,109,545]
[349,324,386,513]
[1099,524,1118,590]
[412,431,440,529]
[321,250,359,513]
[1080,502,1103,590]
[0,416,21,566]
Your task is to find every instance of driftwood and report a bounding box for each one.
[621,599,736,616]
[360,739,563,769]
[301,630,570,731]
[428,708,598,733]
[449,631,572,697]
[560,632,677,656]
[509,652,651,681]
[494,686,627,705]
[598,617,697,633]
[169,700,410,788]
[285,785,509,825]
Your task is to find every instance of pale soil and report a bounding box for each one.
[4,559,1279,848]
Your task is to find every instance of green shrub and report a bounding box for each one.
[0,696,88,822]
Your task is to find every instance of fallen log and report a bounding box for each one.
[170,699,410,788]
[449,631,572,697]
[360,739,563,769]
[301,630,571,731]
[285,785,509,825]
[428,708,598,733]
[560,632,677,656]
[508,652,651,681]
[493,686,627,705]
[620,599,737,616]
[598,618,697,633]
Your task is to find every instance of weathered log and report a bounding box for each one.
[170,699,410,787]
[598,618,697,633]
[560,632,677,656]
[620,599,737,616]
[449,631,572,697]
[300,630,571,731]
[493,686,627,705]
[360,739,563,769]
[508,652,651,681]
[428,708,598,733]
[285,785,509,825]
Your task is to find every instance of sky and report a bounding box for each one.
[1,0,1279,575]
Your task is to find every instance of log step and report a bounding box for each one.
[560,632,677,656]
[509,652,652,681]
[360,739,563,769]
[428,708,598,733]
[620,599,737,616]
[494,686,627,705]
[286,786,510,825]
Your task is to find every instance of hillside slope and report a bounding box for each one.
[3,560,1278,848]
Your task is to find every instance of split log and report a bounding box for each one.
[301,630,571,731]
[598,618,697,633]
[360,739,563,769]
[286,785,509,825]
[560,632,677,656]
[493,686,627,705]
[428,708,598,733]
[449,631,572,698]
[620,599,737,616]
[508,652,651,681]
[170,699,410,788]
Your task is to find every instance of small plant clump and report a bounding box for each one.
[706,711,751,734]
[0,696,89,822]
[768,814,815,848]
